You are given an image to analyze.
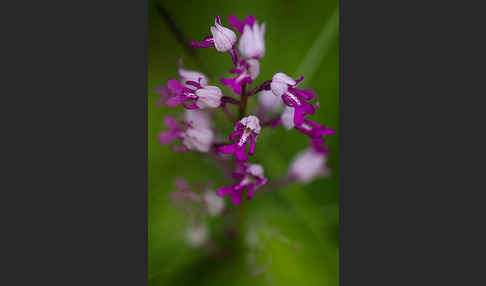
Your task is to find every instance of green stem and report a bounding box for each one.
[238,84,249,119]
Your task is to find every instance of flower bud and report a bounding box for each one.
[210,16,237,52]
[238,21,266,59]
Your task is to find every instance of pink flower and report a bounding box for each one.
[270,72,316,126]
[218,115,261,161]
[162,78,222,109]
[288,148,330,184]
[158,115,214,152]
[217,163,267,204]
[190,16,237,52]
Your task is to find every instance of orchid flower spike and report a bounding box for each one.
[190,16,237,52]
[217,163,267,204]
[158,115,214,152]
[218,115,261,162]
[288,148,330,184]
[220,59,260,95]
[163,78,222,109]
[270,72,316,126]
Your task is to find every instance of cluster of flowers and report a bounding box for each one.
[157,15,335,205]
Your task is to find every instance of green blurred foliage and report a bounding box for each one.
[148,0,339,285]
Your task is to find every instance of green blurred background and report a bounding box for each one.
[148,0,339,285]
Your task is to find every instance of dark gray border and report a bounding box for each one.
[340,0,485,284]
[1,0,148,284]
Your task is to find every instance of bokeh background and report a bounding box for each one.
[148,0,339,285]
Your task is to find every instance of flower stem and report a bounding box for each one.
[238,84,249,119]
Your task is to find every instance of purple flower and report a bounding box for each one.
[238,20,265,59]
[158,115,214,152]
[190,16,237,52]
[217,163,267,204]
[162,78,222,109]
[220,59,260,95]
[288,148,330,184]
[156,60,209,107]
[218,115,261,161]
[270,72,316,126]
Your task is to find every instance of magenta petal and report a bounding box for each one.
[289,87,315,100]
[189,36,214,48]
[217,186,232,196]
[248,135,256,155]
[231,192,242,204]
[155,85,169,96]
[219,144,237,154]
[234,148,248,161]
[294,75,304,86]
[166,79,184,93]
[163,116,179,129]
[247,184,255,199]
[221,77,242,95]
[166,96,186,108]
[158,131,177,144]
[243,15,256,28]
[232,172,245,180]
[230,130,242,141]
[302,102,315,115]
[293,107,305,126]
[227,15,244,33]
